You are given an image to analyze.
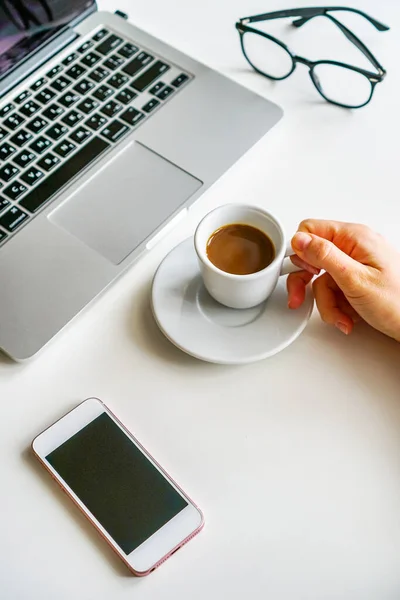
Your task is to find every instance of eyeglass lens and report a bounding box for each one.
[242,32,293,79]
[241,31,374,107]
[311,63,373,107]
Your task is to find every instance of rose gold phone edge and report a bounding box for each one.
[31,398,204,576]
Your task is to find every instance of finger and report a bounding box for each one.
[287,270,314,309]
[290,254,320,275]
[298,219,383,265]
[337,293,362,323]
[313,273,354,334]
[298,219,350,241]
[292,231,365,291]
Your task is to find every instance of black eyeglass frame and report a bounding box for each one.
[235,6,389,108]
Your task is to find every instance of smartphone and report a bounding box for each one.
[32,398,204,576]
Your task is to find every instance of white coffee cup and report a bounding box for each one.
[194,204,301,309]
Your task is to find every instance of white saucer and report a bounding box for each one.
[151,239,314,364]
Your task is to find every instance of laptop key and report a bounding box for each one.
[62,110,83,127]
[93,85,113,102]
[103,55,125,72]
[46,123,68,141]
[89,66,109,83]
[3,182,27,201]
[37,153,60,172]
[59,92,81,108]
[118,43,138,59]
[149,81,165,95]
[0,164,19,182]
[50,76,71,93]
[14,150,36,168]
[21,167,44,186]
[155,85,175,100]
[0,228,7,242]
[120,107,145,127]
[20,137,110,213]
[0,198,10,213]
[131,61,170,92]
[77,98,100,115]
[42,104,65,121]
[115,88,137,105]
[85,114,108,131]
[142,98,160,113]
[96,34,123,56]
[0,103,14,118]
[54,140,76,158]
[70,127,92,144]
[0,142,16,160]
[0,206,28,230]
[46,65,63,78]
[30,136,52,155]
[101,120,129,143]
[4,113,25,130]
[77,40,93,54]
[62,53,78,66]
[107,73,129,89]
[10,129,33,147]
[14,90,32,104]
[0,127,8,141]
[26,116,48,133]
[92,28,109,43]
[123,52,153,77]
[81,52,101,68]
[101,100,122,118]
[35,88,56,104]
[20,100,41,117]
[65,64,87,80]
[31,77,47,92]
[73,79,95,95]
[171,73,189,88]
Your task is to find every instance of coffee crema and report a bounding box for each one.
[206,223,275,275]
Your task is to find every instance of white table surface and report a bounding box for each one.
[2,1,400,599]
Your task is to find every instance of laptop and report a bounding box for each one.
[0,1,282,361]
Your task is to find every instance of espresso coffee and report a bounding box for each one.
[206,223,275,275]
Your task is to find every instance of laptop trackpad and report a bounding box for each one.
[50,141,202,265]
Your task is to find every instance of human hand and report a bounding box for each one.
[287,220,400,341]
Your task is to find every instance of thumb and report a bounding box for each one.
[292,231,364,288]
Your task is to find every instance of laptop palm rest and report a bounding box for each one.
[50,141,203,265]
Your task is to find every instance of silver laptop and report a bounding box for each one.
[0,1,282,361]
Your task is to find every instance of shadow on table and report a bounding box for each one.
[126,275,400,390]
[0,349,29,373]
[305,317,400,418]
[22,447,145,580]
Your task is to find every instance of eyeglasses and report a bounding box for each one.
[235,6,389,108]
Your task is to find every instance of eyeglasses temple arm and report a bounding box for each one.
[314,14,385,74]
[292,7,389,31]
[239,6,389,29]
[239,7,327,24]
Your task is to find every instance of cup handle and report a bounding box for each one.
[280,241,302,276]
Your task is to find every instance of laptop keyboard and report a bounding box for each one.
[0,28,191,246]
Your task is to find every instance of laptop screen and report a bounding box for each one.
[0,0,95,78]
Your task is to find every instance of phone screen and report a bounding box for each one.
[46,412,188,555]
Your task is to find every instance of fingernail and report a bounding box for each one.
[336,322,349,335]
[292,232,312,251]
